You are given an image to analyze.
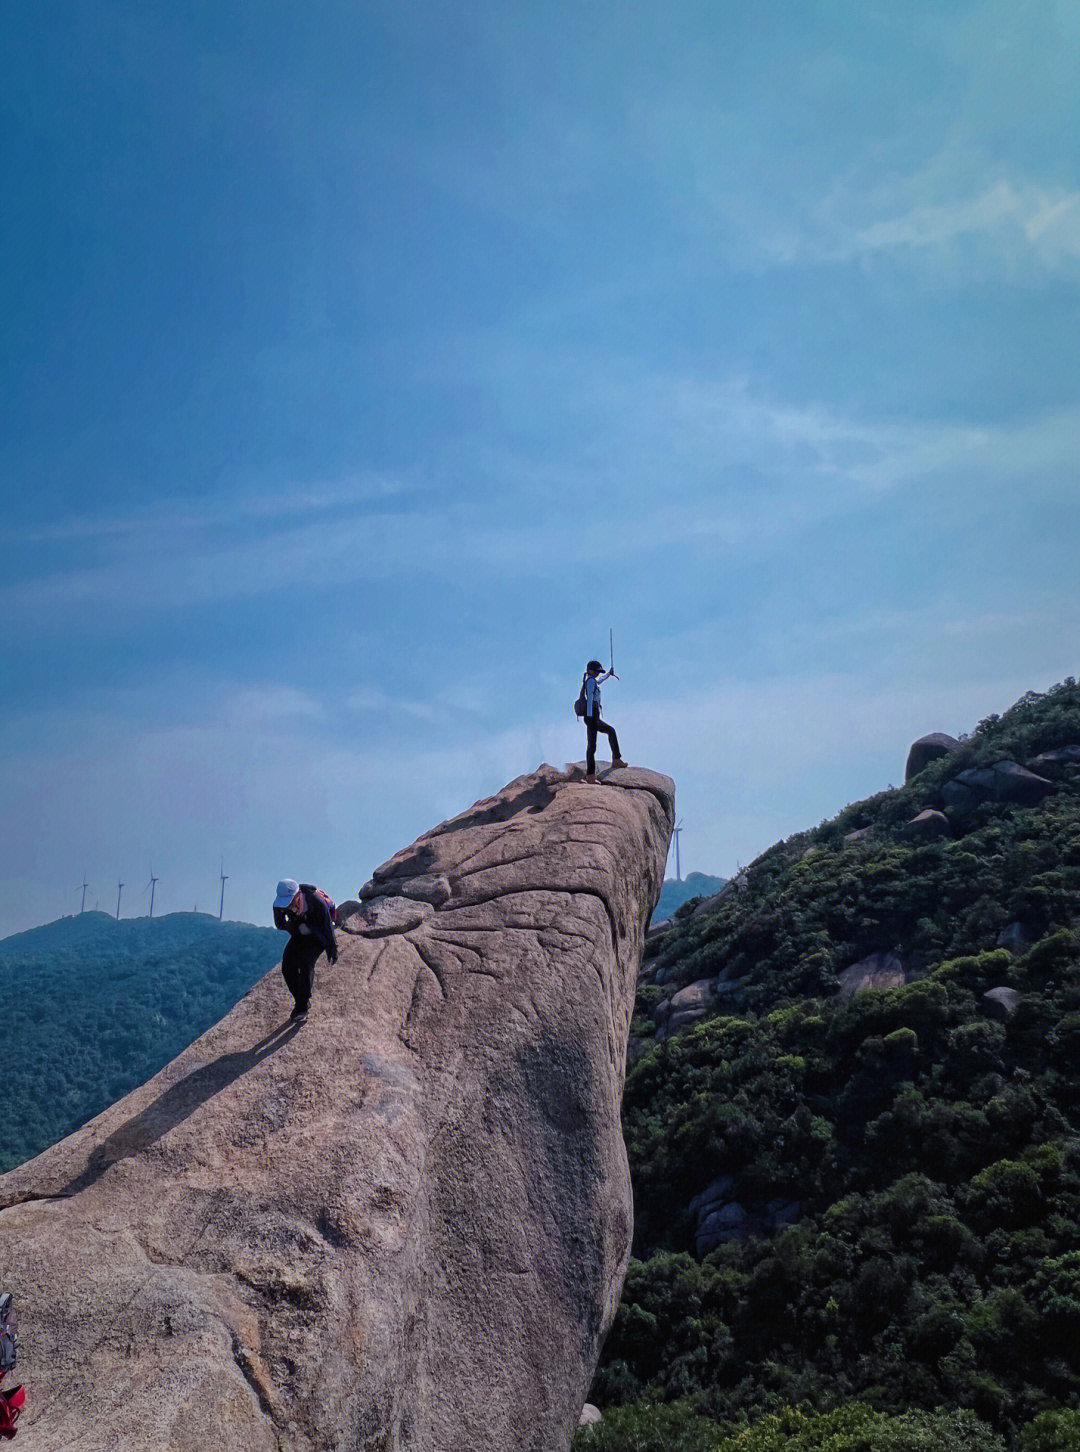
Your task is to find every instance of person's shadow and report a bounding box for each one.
[61,1020,302,1197]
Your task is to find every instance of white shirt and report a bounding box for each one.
[584,671,613,717]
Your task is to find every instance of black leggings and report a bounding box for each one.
[281,934,325,1012]
[585,714,621,773]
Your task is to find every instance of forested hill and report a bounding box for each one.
[580,679,1080,1452]
[0,911,281,1172]
[653,873,727,924]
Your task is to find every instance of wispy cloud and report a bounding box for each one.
[8,374,1079,635]
[20,473,408,545]
[749,148,1080,279]
[227,686,325,727]
[850,179,1080,264]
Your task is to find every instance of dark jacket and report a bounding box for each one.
[273,883,338,962]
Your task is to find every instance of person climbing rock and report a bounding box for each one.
[580,658,628,783]
[0,1292,23,1440]
[272,879,338,1023]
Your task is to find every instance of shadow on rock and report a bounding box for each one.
[61,1020,302,1197]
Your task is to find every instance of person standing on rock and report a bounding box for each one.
[272,879,338,1024]
[581,658,628,783]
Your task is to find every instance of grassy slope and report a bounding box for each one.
[0,911,282,1171]
[590,680,1080,1444]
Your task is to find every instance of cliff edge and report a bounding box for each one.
[0,762,674,1451]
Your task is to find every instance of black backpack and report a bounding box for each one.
[573,674,588,717]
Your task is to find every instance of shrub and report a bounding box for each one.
[1018,1408,1080,1451]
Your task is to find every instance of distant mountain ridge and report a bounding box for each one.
[0,907,260,959]
[0,910,281,1172]
[653,873,727,924]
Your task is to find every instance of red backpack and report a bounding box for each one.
[303,884,338,925]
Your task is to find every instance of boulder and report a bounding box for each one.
[942,761,1054,811]
[1027,746,1080,780]
[653,978,716,1039]
[697,1201,750,1251]
[344,894,434,936]
[578,1405,603,1428]
[905,733,962,783]
[670,980,714,1013]
[688,1174,737,1221]
[904,809,951,840]
[843,826,874,844]
[0,763,675,1452]
[997,921,1032,952]
[335,897,364,929]
[689,1179,798,1254]
[984,986,1021,1020]
[359,873,453,907]
[837,951,905,997]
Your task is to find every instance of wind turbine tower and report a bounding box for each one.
[672,819,684,882]
[115,880,124,920]
[218,862,228,921]
[80,876,88,914]
[148,867,159,919]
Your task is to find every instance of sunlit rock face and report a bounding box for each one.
[0,763,673,1452]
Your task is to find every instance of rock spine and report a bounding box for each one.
[0,763,673,1452]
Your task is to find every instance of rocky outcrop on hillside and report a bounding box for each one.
[0,763,674,1452]
[905,732,962,782]
[837,951,906,997]
[942,760,1055,810]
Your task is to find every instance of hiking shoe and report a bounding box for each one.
[585,773,598,783]
[289,1007,309,1024]
[611,758,629,769]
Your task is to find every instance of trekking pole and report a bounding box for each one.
[609,628,618,679]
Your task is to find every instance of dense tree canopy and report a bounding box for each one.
[0,911,282,1171]
[584,681,1080,1450]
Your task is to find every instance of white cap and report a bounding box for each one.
[274,878,300,909]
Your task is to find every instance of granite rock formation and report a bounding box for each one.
[0,763,674,1452]
[905,732,962,783]
[1027,745,1080,780]
[941,760,1054,811]
[837,951,906,997]
[904,808,952,840]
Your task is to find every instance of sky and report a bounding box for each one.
[3,0,1079,939]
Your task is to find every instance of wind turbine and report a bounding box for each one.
[672,819,684,882]
[115,880,124,920]
[143,865,159,918]
[218,860,228,921]
[80,875,89,914]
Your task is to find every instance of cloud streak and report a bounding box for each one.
[9,374,1079,635]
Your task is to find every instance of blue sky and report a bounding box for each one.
[3,1,1079,937]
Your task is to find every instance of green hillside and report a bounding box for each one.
[581,679,1080,1451]
[0,911,282,1172]
[654,874,728,925]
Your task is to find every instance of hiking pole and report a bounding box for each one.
[609,628,618,679]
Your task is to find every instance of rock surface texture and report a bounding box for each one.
[0,763,674,1452]
[837,951,906,997]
